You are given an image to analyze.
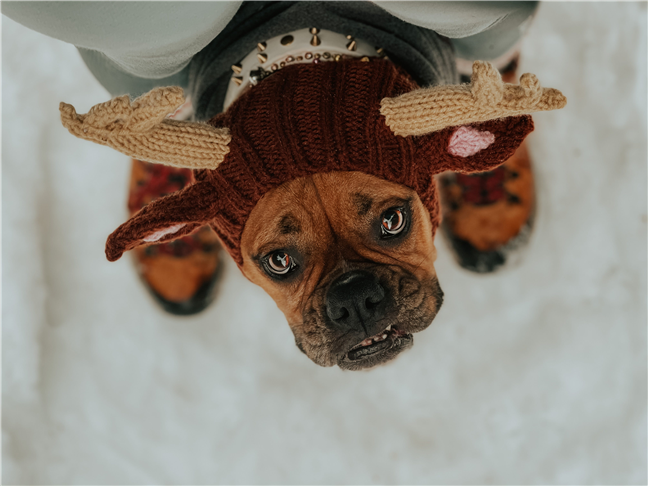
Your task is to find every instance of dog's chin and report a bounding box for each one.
[337,325,414,371]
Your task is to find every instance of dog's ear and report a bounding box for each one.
[105,181,219,262]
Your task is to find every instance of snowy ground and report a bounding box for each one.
[2,3,646,485]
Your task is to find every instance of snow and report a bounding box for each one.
[2,3,646,484]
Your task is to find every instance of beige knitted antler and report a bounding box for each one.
[60,87,231,169]
[380,61,567,137]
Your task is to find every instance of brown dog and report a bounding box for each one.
[241,171,443,370]
[59,60,565,371]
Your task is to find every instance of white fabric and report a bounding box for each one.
[2,1,533,79]
[374,1,515,38]
[1,1,242,78]
[2,3,647,484]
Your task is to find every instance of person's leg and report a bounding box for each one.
[439,5,540,273]
[2,1,242,96]
[76,48,189,98]
[2,1,238,313]
[438,67,536,274]
[451,1,539,71]
[128,158,223,315]
[374,1,539,73]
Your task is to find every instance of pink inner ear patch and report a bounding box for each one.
[143,223,186,242]
[448,127,496,157]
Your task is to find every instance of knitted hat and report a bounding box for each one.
[59,59,566,267]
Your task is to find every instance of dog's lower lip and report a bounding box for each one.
[346,326,411,361]
[347,337,392,360]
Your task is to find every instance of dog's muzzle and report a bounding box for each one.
[325,270,414,369]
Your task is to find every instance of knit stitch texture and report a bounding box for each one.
[105,59,534,266]
[380,61,566,136]
[60,86,231,169]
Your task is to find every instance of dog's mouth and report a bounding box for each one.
[339,325,413,370]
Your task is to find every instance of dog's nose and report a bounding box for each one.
[325,270,386,331]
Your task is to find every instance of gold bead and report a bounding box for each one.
[257,42,267,52]
[346,40,357,52]
[376,47,385,56]
[334,54,341,62]
[314,53,321,59]
[296,56,303,61]
[310,27,319,35]
[310,34,321,47]
[280,35,294,46]
[286,56,294,63]
[280,61,286,68]
[271,64,279,71]
[231,64,242,74]
[360,56,370,62]
[346,35,353,40]
[257,53,268,63]
[232,76,243,86]
[305,52,313,59]
[322,52,330,59]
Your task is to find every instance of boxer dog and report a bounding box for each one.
[240,171,443,369]
[59,60,565,370]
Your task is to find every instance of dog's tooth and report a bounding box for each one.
[382,333,388,340]
[386,325,392,331]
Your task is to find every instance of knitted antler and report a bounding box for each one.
[380,61,567,137]
[59,87,231,169]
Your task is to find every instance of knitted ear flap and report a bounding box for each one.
[59,87,232,170]
[418,115,535,175]
[105,181,220,262]
[380,61,566,137]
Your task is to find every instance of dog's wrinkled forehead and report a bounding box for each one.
[242,171,420,262]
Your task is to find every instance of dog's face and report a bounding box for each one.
[240,171,443,370]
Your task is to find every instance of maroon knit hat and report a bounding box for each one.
[59,59,566,266]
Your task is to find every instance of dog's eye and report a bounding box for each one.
[381,207,406,236]
[265,250,296,275]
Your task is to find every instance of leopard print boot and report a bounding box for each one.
[439,56,536,273]
[128,159,223,314]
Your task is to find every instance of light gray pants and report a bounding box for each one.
[2,1,537,96]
